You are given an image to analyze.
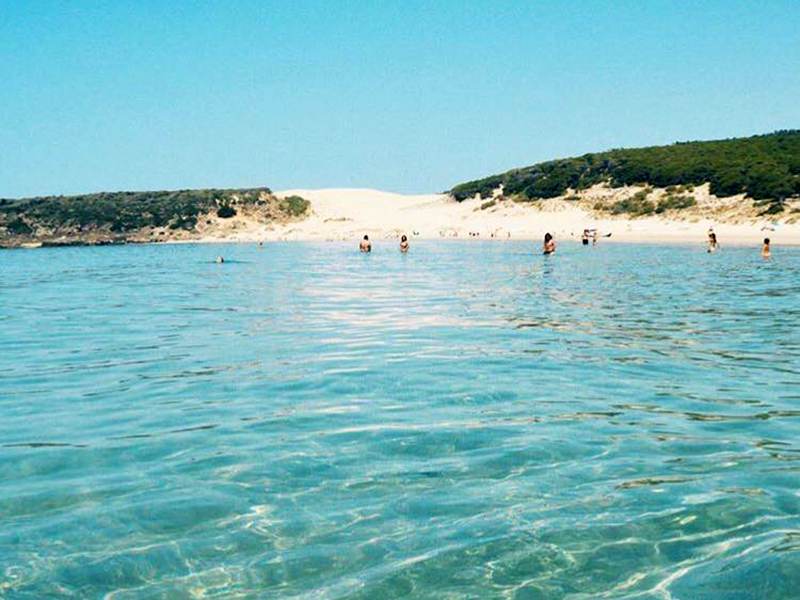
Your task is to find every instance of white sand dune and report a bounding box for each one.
[259,187,800,246]
[190,186,800,246]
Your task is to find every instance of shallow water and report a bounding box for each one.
[1,240,799,600]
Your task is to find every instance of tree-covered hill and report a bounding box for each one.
[0,187,310,247]
[451,130,800,209]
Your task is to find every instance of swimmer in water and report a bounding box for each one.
[707,232,719,252]
[762,238,771,258]
[543,232,556,255]
[581,229,589,245]
[359,235,372,252]
[216,256,224,263]
[399,234,410,253]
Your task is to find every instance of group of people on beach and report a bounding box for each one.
[581,229,599,245]
[359,232,563,254]
[358,229,773,257]
[214,229,775,264]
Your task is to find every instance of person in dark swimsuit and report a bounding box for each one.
[543,233,556,255]
[707,232,719,253]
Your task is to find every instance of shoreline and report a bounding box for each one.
[3,234,789,251]
[4,226,795,250]
[3,186,798,249]
[189,186,799,247]
[175,232,789,247]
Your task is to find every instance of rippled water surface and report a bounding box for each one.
[2,241,800,600]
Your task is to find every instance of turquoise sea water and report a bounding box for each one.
[1,240,799,600]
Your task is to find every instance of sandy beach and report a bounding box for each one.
[190,185,800,247]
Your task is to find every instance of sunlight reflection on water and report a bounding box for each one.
[1,240,799,599]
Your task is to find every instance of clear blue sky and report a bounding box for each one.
[1,0,798,197]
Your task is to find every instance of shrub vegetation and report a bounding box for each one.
[451,130,800,212]
[0,187,311,243]
[282,195,311,216]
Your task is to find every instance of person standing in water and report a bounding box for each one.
[399,234,410,253]
[762,238,771,258]
[359,235,372,252]
[543,233,556,255]
[707,232,719,252]
[581,230,590,245]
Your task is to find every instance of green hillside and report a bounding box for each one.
[0,187,310,247]
[451,130,800,210]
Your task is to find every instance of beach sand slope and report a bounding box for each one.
[242,186,800,246]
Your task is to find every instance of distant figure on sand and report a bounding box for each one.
[707,232,719,253]
[360,235,372,252]
[543,233,556,255]
[582,229,599,245]
[216,256,224,263]
[762,238,771,258]
[400,234,410,253]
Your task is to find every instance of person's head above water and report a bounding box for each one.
[544,233,553,243]
[401,234,407,242]
[764,237,770,245]
[710,233,717,242]
[363,235,369,241]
